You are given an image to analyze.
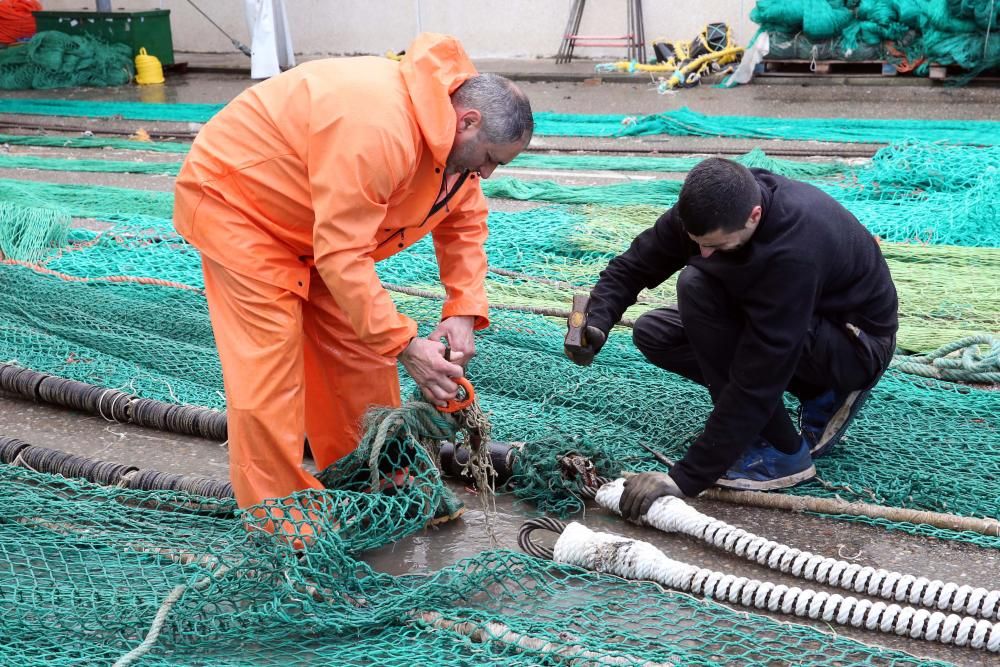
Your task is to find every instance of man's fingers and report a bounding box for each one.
[621,486,637,520]
[420,386,448,408]
[447,350,466,364]
[638,494,656,520]
[441,360,464,378]
[425,373,460,401]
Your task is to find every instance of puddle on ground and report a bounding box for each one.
[363,478,666,576]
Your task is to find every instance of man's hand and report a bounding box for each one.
[564,325,607,366]
[620,472,684,522]
[399,338,465,407]
[429,316,476,367]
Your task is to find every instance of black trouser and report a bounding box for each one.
[632,266,895,454]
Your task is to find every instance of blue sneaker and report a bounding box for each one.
[715,438,816,491]
[799,388,871,458]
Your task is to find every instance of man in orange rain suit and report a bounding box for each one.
[173,33,533,514]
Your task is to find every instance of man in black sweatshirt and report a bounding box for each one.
[565,158,898,519]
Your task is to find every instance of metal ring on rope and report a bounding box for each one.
[517,516,568,560]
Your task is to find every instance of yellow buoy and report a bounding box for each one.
[135,48,165,85]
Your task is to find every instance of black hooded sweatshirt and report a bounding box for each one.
[587,169,898,495]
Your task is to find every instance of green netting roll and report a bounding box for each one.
[0,154,181,176]
[802,0,857,39]
[482,177,683,206]
[755,0,1000,76]
[750,0,807,33]
[0,97,224,122]
[926,0,980,31]
[0,133,191,153]
[0,31,134,91]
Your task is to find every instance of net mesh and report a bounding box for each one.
[0,463,951,666]
[0,124,997,665]
[1,206,997,540]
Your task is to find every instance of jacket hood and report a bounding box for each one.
[400,33,478,165]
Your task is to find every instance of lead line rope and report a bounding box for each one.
[594,479,1000,621]
[547,520,1000,652]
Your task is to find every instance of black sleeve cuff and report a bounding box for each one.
[668,466,710,498]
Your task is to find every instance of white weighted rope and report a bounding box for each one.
[552,521,1000,652]
[594,479,1000,622]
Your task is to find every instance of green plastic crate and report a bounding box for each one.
[32,10,174,66]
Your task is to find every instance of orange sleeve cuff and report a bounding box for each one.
[441,298,489,331]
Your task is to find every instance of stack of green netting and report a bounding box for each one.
[0,31,133,90]
[751,0,1000,76]
[0,115,998,664]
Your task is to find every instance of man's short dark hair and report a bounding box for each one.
[677,158,761,236]
[452,73,533,144]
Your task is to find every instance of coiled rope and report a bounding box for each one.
[891,335,1000,384]
[596,478,1000,621]
[536,519,1000,652]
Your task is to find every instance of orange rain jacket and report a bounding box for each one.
[175,33,491,358]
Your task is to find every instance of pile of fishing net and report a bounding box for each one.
[0,30,133,90]
[751,0,1000,76]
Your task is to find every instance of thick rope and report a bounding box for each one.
[599,470,1000,539]
[356,399,499,540]
[551,521,1000,652]
[596,479,1000,621]
[1,257,204,292]
[112,584,189,667]
[449,396,499,544]
[412,610,672,667]
[698,486,1000,537]
[360,402,458,488]
[891,335,1000,384]
[112,560,232,667]
[381,282,636,327]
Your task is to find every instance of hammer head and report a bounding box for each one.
[565,294,591,349]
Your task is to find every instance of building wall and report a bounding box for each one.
[39,1,756,58]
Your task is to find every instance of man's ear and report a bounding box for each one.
[456,108,482,132]
[747,205,763,229]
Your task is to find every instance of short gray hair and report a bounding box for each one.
[452,73,533,144]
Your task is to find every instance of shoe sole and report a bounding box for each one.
[714,464,817,491]
[811,390,867,457]
[427,505,466,526]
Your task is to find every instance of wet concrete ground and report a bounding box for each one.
[2,67,999,665]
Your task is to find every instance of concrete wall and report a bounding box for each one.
[39,1,756,58]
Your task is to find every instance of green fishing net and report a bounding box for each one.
[0,125,997,665]
[0,31,133,90]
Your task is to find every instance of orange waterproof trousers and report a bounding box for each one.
[202,256,401,510]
